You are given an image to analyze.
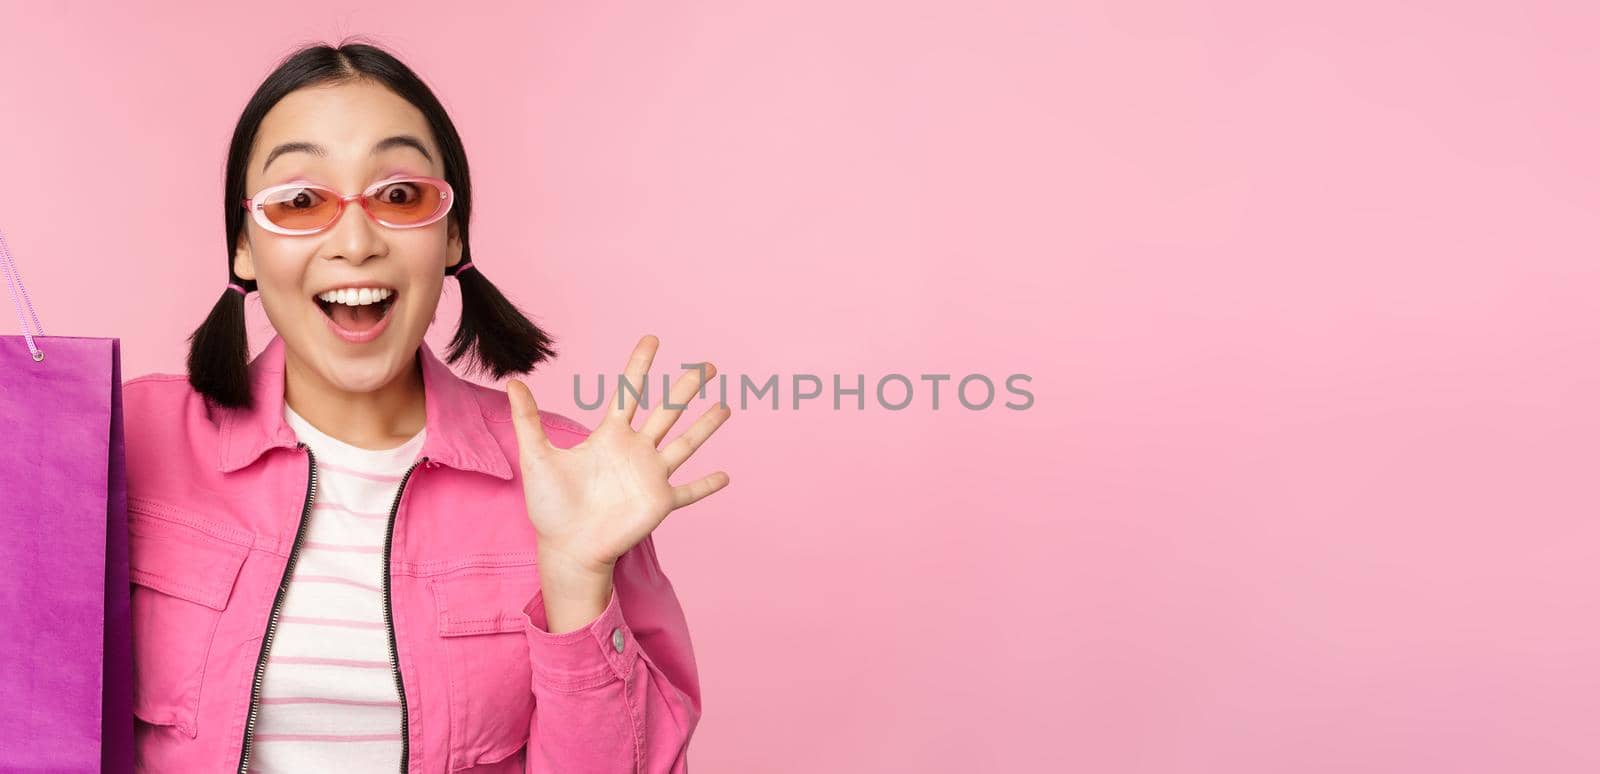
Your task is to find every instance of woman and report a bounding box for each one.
[122,41,729,773]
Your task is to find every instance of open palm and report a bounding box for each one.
[505,335,731,575]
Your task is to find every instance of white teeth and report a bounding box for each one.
[317,288,393,306]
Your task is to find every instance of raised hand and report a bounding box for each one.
[505,334,732,582]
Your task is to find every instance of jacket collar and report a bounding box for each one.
[217,333,513,480]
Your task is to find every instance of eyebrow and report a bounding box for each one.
[261,134,434,174]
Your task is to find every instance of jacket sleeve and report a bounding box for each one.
[519,532,702,773]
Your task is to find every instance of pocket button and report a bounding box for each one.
[611,626,625,653]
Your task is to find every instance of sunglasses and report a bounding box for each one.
[242,175,454,236]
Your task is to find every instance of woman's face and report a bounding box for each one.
[233,78,461,395]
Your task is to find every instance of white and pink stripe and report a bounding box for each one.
[250,403,426,773]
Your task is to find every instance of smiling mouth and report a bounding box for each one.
[315,292,397,333]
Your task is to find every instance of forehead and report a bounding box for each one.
[250,80,440,185]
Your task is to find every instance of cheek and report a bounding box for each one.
[395,250,449,314]
[247,250,318,322]
[399,282,445,324]
[250,244,313,285]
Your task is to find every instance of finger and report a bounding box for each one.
[671,471,731,510]
[506,379,552,461]
[641,361,716,447]
[660,402,732,474]
[606,334,660,429]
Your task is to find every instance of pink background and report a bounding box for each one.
[3,2,1597,771]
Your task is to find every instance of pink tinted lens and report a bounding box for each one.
[365,179,447,225]
[257,185,342,231]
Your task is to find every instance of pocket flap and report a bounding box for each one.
[128,503,251,611]
[432,568,539,637]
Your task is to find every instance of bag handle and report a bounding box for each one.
[0,228,46,362]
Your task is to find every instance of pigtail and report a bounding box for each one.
[186,280,254,410]
[446,261,556,380]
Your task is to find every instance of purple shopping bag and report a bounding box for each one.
[0,230,134,773]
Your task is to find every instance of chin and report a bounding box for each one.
[325,362,395,392]
[308,336,409,388]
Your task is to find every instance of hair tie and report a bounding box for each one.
[227,282,247,295]
[453,260,475,277]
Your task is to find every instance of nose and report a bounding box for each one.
[323,193,385,265]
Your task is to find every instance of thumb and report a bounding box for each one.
[506,378,551,459]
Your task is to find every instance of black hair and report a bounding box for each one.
[187,38,556,409]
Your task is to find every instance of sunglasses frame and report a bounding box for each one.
[241,175,455,236]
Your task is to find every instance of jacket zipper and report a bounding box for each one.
[236,445,428,774]
[237,442,318,773]
[383,455,428,773]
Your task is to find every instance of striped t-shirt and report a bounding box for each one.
[250,402,426,772]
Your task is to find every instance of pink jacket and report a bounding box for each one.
[121,333,701,773]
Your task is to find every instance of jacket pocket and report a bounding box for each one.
[431,564,539,772]
[127,501,251,738]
